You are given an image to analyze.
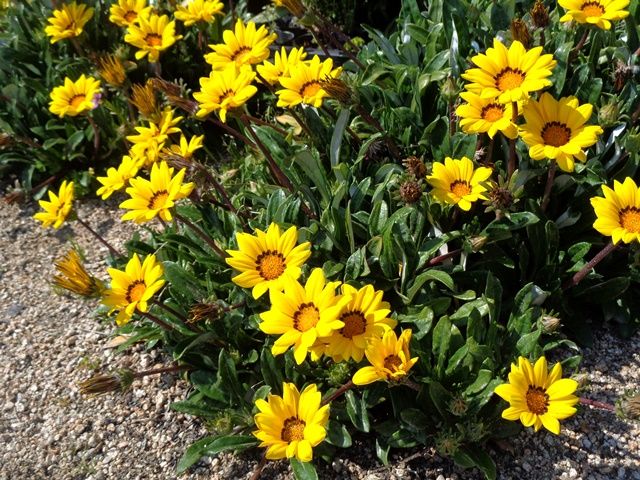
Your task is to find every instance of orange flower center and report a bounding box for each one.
[145,33,163,47]
[450,180,472,197]
[541,121,572,147]
[619,207,640,233]
[148,190,169,210]
[69,94,86,109]
[281,417,306,442]
[481,103,505,122]
[293,303,320,332]
[581,1,604,17]
[495,67,525,91]
[383,354,402,373]
[256,251,286,280]
[340,311,366,338]
[124,10,138,23]
[230,46,252,62]
[525,386,549,415]
[218,89,236,104]
[300,80,322,99]
[126,280,146,303]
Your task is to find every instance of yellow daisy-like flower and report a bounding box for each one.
[109,0,151,28]
[277,55,343,108]
[559,0,629,30]
[49,75,101,118]
[204,19,277,70]
[44,1,94,44]
[96,155,143,200]
[321,284,397,363]
[33,180,74,229]
[520,93,603,173]
[225,223,312,299]
[127,108,183,165]
[162,134,204,161]
[494,356,579,434]
[124,12,182,63]
[426,157,493,211]
[53,249,104,297]
[257,46,308,85]
[253,383,329,462]
[120,161,194,223]
[352,329,418,386]
[103,254,165,326]
[456,91,518,139]
[259,268,349,365]
[175,0,224,27]
[194,64,257,122]
[461,39,556,103]
[591,177,640,244]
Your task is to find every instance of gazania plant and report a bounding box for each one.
[4,0,640,478]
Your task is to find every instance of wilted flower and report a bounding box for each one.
[510,18,531,48]
[402,156,427,179]
[531,0,550,28]
[79,369,134,396]
[272,0,306,17]
[398,179,423,204]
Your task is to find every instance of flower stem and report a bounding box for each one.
[507,102,519,180]
[402,378,421,391]
[427,248,462,267]
[540,160,557,212]
[133,364,191,378]
[573,28,590,55]
[75,215,122,258]
[87,115,101,160]
[152,300,200,332]
[580,397,616,412]
[249,452,267,480]
[244,114,289,136]
[321,380,354,406]
[141,310,175,331]
[563,241,618,290]
[174,212,227,258]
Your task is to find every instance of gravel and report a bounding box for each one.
[0,197,638,479]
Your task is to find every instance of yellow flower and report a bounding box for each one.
[225,223,311,299]
[520,93,603,172]
[321,284,396,363]
[494,356,578,434]
[591,177,640,244]
[124,12,182,63]
[103,254,165,326]
[97,55,126,87]
[277,55,343,108]
[194,64,257,122]
[130,82,159,119]
[175,0,224,26]
[44,1,94,44]
[96,155,143,200]
[109,0,151,28]
[461,38,556,103]
[162,134,204,161]
[127,108,183,165]
[253,383,329,462]
[272,0,306,17]
[352,329,418,386]
[456,91,518,139]
[259,268,349,365]
[426,157,492,211]
[120,161,194,223]
[559,0,629,30]
[53,249,104,297]
[49,75,101,118]
[257,46,307,85]
[204,19,277,70]
[33,180,74,229]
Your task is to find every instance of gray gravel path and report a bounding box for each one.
[1,198,638,480]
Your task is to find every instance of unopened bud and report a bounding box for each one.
[531,0,550,29]
[617,391,640,420]
[272,0,305,17]
[189,302,222,323]
[598,102,620,128]
[79,369,134,397]
[441,76,459,102]
[541,314,561,333]
[510,18,531,48]
[470,236,488,252]
[624,131,640,155]
[320,76,353,105]
[449,396,468,416]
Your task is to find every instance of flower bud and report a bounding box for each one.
[617,390,640,420]
[598,102,620,128]
[510,18,531,49]
[79,369,134,397]
[440,76,459,102]
[470,235,488,252]
[541,314,561,333]
[624,130,640,155]
[531,0,550,29]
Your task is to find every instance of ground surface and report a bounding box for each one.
[1,198,639,480]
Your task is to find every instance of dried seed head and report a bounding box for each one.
[613,61,632,92]
[402,155,427,179]
[78,369,134,397]
[510,18,531,49]
[364,139,391,163]
[531,0,550,29]
[189,302,223,323]
[435,430,462,457]
[399,179,423,204]
[320,76,353,105]
[618,391,640,420]
[488,185,514,210]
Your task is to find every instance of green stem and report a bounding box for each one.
[175,213,227,258]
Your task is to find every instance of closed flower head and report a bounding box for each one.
[97,55,127,87]
[33,180,74,229]
[591,177,640,244]
[426,156,492,211]
[53,249,104,297]
[103,253,165,325]
[520,93,603,172]
[49,75,101,118]
[461,38,556,103]
[352,329,418,385]
[253,383,329,462]
[259,268,349,365]
[45,1,94,44]
[495,356,578,434]
[559,0,629,30]
[124,12,182,63]
[205,19,277,70]
[277,55,343,108]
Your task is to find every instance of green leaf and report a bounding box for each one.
[345,390,370,432]
[326,420,352,448]
[432,315,452,377]
[330,109,350,167]
[177,435,258,474]
[406,269,455,301]
[290,459,318,480]
[294,150,331,205]
[516,329,541,356]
